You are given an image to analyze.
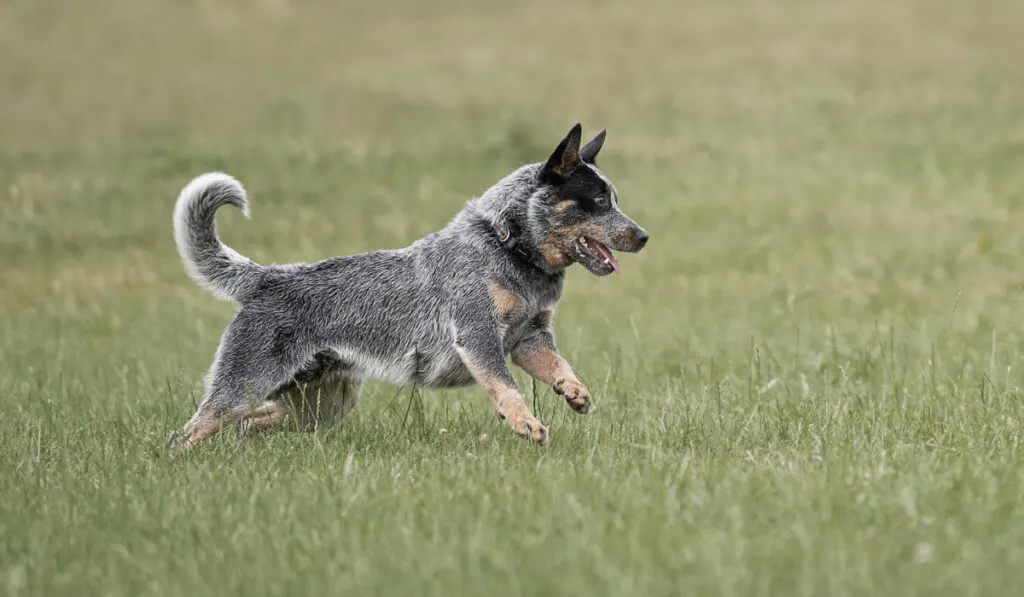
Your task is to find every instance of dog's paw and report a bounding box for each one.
[554,379,591,414]
[502,407,549,445]
[516,415,549,446]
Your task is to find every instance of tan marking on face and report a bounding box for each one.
[540,242,573,269]
[541,222,614,269]
[561,222,615,244]
[487,282,525,323]
[553,200,575,214]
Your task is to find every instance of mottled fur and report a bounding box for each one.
[167,124,648,452]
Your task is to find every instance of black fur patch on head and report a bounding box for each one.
[558,165,611,215]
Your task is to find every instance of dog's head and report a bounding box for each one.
[525,124,649,276]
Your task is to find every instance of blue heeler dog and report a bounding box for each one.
[168,124,648,452]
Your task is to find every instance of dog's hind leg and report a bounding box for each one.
[306,374,362,430]
[236,400,290,438]
[234,368,362,438]
[171,374,289,453]
[168,318,303,454]
[278,374,363,432]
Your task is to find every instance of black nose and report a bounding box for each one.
[634,228,649,249]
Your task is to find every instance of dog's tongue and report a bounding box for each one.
[591,239,621,274]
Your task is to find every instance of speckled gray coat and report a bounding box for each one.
[169,124,648,450]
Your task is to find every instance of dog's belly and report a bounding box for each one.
[317,342,473,389]
[273,350,352,397]
[419,348,475,388]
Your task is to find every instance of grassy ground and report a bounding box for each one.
[3,0,1024,594]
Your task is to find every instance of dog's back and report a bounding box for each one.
[243,231,491,388]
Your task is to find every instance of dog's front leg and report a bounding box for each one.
[453,322,548,445]
[511,309,591,414]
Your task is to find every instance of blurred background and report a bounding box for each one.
[4,1,1024,594]
[4,0,1024,374]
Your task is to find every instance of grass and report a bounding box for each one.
[3,0,1024,594]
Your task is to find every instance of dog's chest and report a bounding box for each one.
[488,282,536,326]
[487,282,551,349]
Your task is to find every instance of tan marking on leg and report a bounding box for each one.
[514,347,573,384]
[553,378,591,414]
[487,282,525,323]
[176,403,251,451]
[239,413,281,436]
[513,346,591,414]
[455,346,548,445]
[248,400,286,418]
[238,400,289,437]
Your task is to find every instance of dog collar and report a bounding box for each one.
[493,218,548,273]
[494,221,512,243]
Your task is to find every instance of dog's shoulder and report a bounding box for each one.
[424,211,565,324]
[482,243,565,328]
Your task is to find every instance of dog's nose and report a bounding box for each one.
[634,228,649,250]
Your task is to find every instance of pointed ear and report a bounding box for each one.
[540,123,583,183]
[579,129,606,164]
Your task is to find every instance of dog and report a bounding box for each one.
[167,124,648,452]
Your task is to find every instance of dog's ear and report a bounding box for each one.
[540,123,583,183]
[580,129,606,164]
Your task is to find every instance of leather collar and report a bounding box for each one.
[492,217,549,273]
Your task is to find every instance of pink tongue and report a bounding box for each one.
[589,239,621,273]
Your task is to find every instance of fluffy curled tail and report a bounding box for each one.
[173,172,263,303]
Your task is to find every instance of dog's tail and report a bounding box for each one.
[173,172,263,303]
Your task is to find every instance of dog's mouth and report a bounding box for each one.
[574,236,620,276]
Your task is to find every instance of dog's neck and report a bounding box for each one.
[489,214,553,274]
[461,164,561,276]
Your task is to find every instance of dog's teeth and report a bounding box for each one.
[579,237,588,247]
[602,258,610,265]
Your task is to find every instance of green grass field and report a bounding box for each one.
[4,0,1024,594]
